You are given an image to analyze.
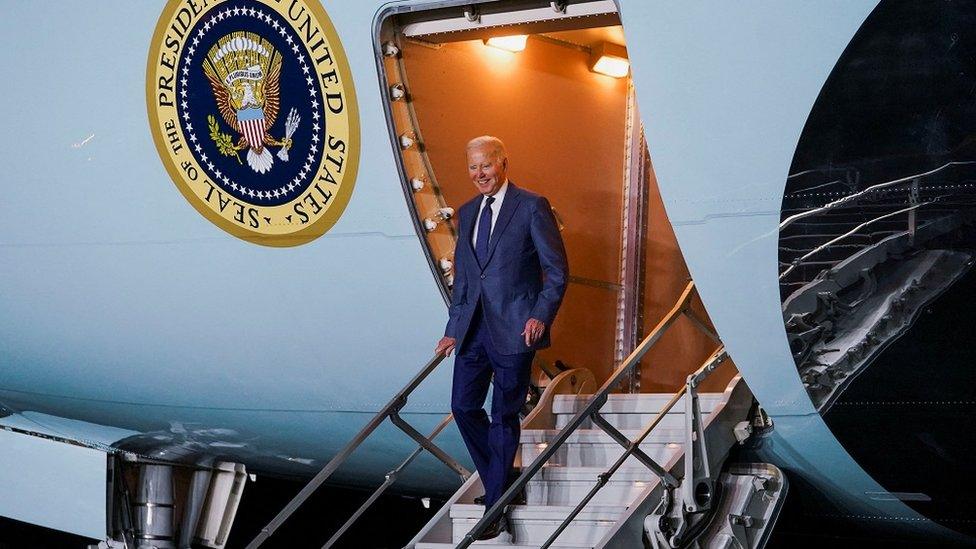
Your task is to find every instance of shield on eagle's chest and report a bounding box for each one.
[237,108,267,153]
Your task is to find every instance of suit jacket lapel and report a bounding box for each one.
[484,183,523,268]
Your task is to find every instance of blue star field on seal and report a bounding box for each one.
[176,6,325,207]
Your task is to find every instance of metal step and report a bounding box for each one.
[552,393,725,429]
[449,504,626,546]
[525,466,659,506]
[551,393,725,414]
[520,429,684,468]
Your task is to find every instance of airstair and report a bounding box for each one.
[409,381,746,548]
[408,367,783,548]
[245,282,785,549]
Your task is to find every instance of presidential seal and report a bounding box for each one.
[147,1,359,247]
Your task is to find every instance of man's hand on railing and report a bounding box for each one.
[435,336,457,357]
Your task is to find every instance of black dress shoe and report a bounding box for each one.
[507,469,527,505]
[475,514,512,542]
[511,487,526,505]
[475,516,503,540]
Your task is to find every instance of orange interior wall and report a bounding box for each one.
[401,35,736,393]
[402,37,628,382]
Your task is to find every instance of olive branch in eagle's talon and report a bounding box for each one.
[208,115,243,164]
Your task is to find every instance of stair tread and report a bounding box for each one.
[552,393,724,415]
[451,503,627,520]
[555,392,725,401]
[521,428,686,444]
[526,465,663,481]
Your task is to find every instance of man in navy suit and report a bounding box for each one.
[435,136,568,541]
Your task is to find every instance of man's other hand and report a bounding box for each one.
[522,318,546,347]
[436,336,457,357]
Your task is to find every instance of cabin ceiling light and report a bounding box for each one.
[484,35,528,53]
[589,41,629,78]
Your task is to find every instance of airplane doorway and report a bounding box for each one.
[377,1,735,393]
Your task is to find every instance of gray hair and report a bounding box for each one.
[466,135,508,162]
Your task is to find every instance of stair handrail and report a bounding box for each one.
[458,280,720,547]
[245,352,468,549]
[543,347,728,549]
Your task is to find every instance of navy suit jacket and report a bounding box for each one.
[444,183,569,356]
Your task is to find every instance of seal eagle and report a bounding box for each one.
[203,33,293,174]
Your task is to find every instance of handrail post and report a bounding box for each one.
[681,349,725,514]
[681,375,707,513]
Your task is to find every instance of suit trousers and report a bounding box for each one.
[451,304,534,508]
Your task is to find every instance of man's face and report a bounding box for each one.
[467,145,507,196]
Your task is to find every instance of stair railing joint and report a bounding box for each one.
[389,410,471,481]
[591,411,675,484]
[390,394,408,414]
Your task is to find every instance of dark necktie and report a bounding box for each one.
[475,196,495,266]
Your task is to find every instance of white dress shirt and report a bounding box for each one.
[471,180,509,248]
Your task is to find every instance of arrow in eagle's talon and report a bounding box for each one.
[277,108,301,162]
